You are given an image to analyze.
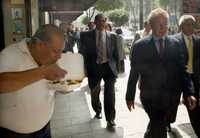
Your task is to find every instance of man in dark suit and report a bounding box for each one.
[126,8,196,138]
[80,14,119,129]
[173,15,200,137]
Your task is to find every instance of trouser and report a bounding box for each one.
[88,63,116,122]
[187,104,200,137]
[142,100,168,138]
[167,94,181,124]
[186,93,200,137]
[186,74,200,137]
[0,122,51,138]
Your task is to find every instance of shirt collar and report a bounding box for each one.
[18,38,39,66]
[182,32,192,40]
[18,38,31,54]
[152,35,165,42]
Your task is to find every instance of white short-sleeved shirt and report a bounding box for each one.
[0,39,55,133]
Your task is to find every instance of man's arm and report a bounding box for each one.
[175,40,196,110]
[196,36,200,88]
[79,32,86,56]
[176,40,193,97]
[79,32,88,76]
[126,43,140,111]
[0,64,67,93]
[112,33,120,65]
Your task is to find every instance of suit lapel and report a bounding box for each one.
[192,35,198,67]
[91,30,97,56]
[150,36,160,57]
[150,36,164,59]
[178,34,188,63]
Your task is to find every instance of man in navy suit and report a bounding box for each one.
[126,8,196,138]
[80,14,119,129]
[173,15,200,137]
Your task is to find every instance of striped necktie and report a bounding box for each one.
[97,31,103,64]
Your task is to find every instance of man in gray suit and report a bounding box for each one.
[126,8,196,138]
[80,14,119,129]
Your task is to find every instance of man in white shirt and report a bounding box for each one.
[0,24,67,138]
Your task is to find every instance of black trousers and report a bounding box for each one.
[186,94,200,137]
[141,99,168,138]
[185,74,200,137]
[0,122,51,138]
[88,63,116,122]
[187,104,200,137]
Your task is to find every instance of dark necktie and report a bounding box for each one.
[159,38,164,56]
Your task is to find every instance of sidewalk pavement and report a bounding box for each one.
[51,58,197,138]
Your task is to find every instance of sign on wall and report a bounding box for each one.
[11,6,25,42]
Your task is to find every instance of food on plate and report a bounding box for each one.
[52,80,65,85]
[66,80,82,85]
[51,80,82,85]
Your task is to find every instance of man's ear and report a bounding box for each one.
[38,41,45,47]
[35,41,45,51]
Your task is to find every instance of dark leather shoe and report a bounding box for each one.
[167,124,172,132]
[95,113,102,119]
[106,120,116,132]
[107,120,116,127]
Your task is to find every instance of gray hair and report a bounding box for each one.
[148,8,169,24]
[178,15,196,26]
[30,24,64,45]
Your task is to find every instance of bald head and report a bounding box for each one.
[28,24,65,65]
[94,13,107,31]
[32,24,64,44]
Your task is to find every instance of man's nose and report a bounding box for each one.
[56,53,62,59]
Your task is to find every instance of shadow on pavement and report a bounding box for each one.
[168,127,183,138]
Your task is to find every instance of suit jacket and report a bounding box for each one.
[174,33,200,96]
[116,34,126,60]
[80,29,119,78]
[126,35,193,109]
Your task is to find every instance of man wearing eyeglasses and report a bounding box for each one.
[0,24,67,138]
